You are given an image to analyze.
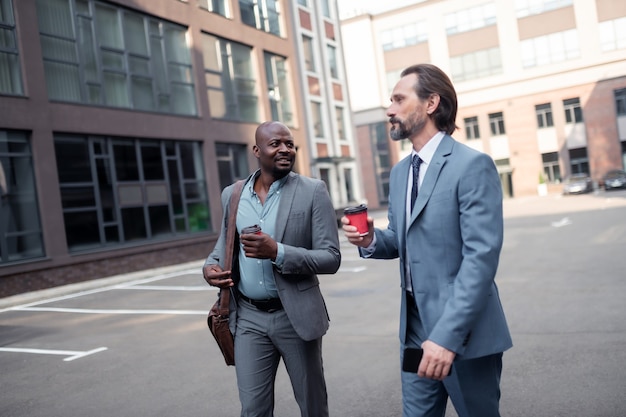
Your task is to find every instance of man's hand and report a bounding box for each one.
[418,340,456,381]
[240,232,278,260]
[341,216,374,248]
[202,265,234,288]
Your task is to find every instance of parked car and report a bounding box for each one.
[602,169,626,191]
[562,174,593,195]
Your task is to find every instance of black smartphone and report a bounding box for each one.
[402,347,423,373]
[402,347,452,375]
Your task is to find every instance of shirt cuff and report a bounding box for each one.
[358,234,377,258]
[272,243,285,270]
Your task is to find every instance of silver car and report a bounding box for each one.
[562,174,593,195]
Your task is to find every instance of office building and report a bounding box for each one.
[0,0,359,296]
[339,0,626,205]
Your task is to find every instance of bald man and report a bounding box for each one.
[203,121,341,417]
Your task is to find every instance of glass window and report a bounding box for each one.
[515,0,572,18]
[599,17,626,52]
[35,0,196,115]
[542,152,561,183]
[369,122,391,204]
[535,103,553,128]
[489,112,506,136]
[321,0,330,18]
[464,116,480,140]
[335,106,346,140]
[198,0,230,17]
[216,143,249,191]
[520,29,579,68]
[202,33,259,122]
[311,101,324,138]
[239,0,281,36]
[319,168,330,192]
[445,3,496,35]
[451,47,502,82]
[0,0,24,95]
[563,98,582,124]
[141,141,165,180]
[344,168,354,202]
[380,21,427,51]
[55,135,210,252]
[569,147,588,174]
[113,141,140,181]
[615,88,626,116]
[327,44,338,79]
[302,35,315,72]
[0,130,45,263]
[264,52,294,126]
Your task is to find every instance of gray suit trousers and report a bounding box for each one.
[235,298,328,417]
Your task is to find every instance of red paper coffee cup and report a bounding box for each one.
[344,204,368,236]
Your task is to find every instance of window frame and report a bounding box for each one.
[55,134,211,253]
[198,0,230,17]
[535,103,554,128]
[614,88,626,117]
[0,130,45,264]
[541,152,561,183]
[464,116,480,140]
[563,98,583,124]
[215,142,248,192]
[35,0,196,115]
[488,112,506,136]
[264,52,294,126]
[239,0,282,36]
[203,33,259,123]
[0,0,24,95]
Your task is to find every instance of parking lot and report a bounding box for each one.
[1,189,626,417]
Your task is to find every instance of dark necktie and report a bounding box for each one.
[411,155,422,213]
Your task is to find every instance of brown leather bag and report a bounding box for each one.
[207,180,244,366]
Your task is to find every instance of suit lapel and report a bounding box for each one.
[408,135,454,227]
[274,172,298,242]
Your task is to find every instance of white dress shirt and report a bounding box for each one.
[403,131,445,292]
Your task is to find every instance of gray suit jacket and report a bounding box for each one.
[205,171,341,341]
[369,135,512,359]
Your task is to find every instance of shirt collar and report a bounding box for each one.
[246,169,289,196]
[412,131,445,164]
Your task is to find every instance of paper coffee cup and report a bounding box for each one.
[241,225,262,234]
[343,204,368,236]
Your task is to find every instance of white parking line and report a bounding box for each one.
[338,266,367,273]
[551,217,572,227]
[0,346,108,361]
[0,268,204,313]
[120,285,214,291]
[18,307,207,315]
[0,269,210,363]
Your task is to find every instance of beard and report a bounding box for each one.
[389,112,426,141]
[271,157,294,179]
[272,165,291,179]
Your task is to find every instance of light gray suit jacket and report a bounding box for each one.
[368,135,512,359]
[205,171,341,341]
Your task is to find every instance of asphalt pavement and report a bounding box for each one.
[1,189,626,417]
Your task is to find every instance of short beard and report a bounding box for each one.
[272,165,292,179]
[389,114,425,141]
[389,121,409,141]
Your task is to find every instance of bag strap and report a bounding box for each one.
[218,179,245,314]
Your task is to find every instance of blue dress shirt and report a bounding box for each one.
[236,170,286,300]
